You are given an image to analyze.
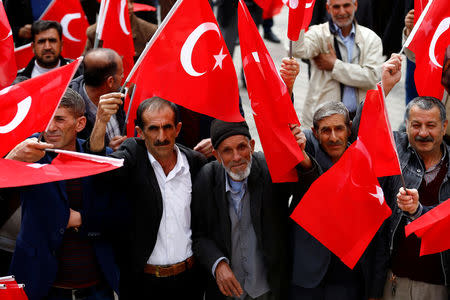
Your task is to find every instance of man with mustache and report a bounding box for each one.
[17,20,83,79]
[191,120,320,300]
[88,96,207,299]
[291,0,383,128]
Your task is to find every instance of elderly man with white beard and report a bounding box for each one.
[191,120,320,300]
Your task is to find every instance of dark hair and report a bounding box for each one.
[405,96,446,123]
[313,101,350,130]
[59,88,86,118]
[83,48,118,87]
[31,20,62,41]
[135,97,179,129]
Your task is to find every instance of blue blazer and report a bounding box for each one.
[9,138,120,300]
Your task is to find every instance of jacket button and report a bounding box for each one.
[59,228,64,234]
[417,169,421,173]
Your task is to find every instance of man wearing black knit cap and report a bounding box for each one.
[191,120,320,300]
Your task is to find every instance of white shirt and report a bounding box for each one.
[146,145,193,265]
[31,60,61,78]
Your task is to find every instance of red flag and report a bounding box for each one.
[238,0,303,182]
[124,0,242,136]
[97,0,135,79]
[405,0,450,99]
[358,84,401,177]
[291,139,392,268]
[414,0,427,25]
[14,43,34,71]
[0,58,82,157]
[0,284,27,300]
[405,198,450,256]
[0,0,16,89]
[40,0,89,59]
[133,3,156,12]
[302,0,316,29]
[283,0,306,41]
[0,150,123,188]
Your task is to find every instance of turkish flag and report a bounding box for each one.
[291,139,392,268]
[238,0,303,182]
[405,0,450,99]
[0,287,28,300]
[405,198,450,256]
[14,43,34,71]
[0,58,82,157]
[97,0,135,79]
[0,1,16,89]
[133,3,156,12]
[358,84,401,177]
[40,0,89,59]
[414,0,427,25]
[0,149,123,188]
[124,0,242,136]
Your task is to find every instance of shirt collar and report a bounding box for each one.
[407,142,448,169]
[225,170,248,194]
[333,22,356,39]
[147,144,188,176]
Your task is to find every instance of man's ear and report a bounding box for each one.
[106,75,114,89]
[249,139,255,153]
[75,116,87,132]
[312,127,319,139]
[136,126,143,138]
[212,149,220,162]
[175,122,182,137]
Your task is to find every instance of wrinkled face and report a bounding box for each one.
[44,107,85,150]
[406,105,447,158]
[32,28,62,68]
[136,106,181,160]
[214,135,255,182]
[313,114,351,163]
[327,0,357,29]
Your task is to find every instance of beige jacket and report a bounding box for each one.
[292,22,383,128]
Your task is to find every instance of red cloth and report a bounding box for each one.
[291,138,392,268]
[98,0,135,79]
[405,198,450,256]
[0,1,16,89]
[406,0,450,99]
[262,0,284,19]
[133,3,156,12]
[358,84,401,177]
[0,58,82,157]
[414,0,427,25]
[286,0,317,40]
[238,0,303,182]
[40,0,89,59]
[0,286,28,300]
[0,150,123,188]
[125,0,242,136]
[14,43,34,71]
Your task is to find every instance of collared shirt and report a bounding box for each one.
[225,173,248,219]
[334,22,357,113]
[31,60,61,78]
[424,145,448,184]
[146,145,193,265]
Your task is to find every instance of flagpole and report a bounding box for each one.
[122,85,137,136]
[289,40,293,58]
[94,0,108,49]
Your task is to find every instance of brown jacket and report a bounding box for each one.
[84,13,157,61]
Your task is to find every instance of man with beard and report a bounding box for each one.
[191,120,320,300]
[17,20,83,79]
[291,0,383,128]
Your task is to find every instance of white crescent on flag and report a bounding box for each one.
[119,0,130,35]
[60,13,82,42]
[0,96,32,134]
[429,17,450,68]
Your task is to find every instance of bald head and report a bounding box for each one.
[83,48,122,87]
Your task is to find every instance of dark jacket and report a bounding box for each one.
[69,75,125,145]
[8,138,120,300]
[17,56,84,79]
[102,138,207,299]
[191,152,319,300]
[5,0,33,47]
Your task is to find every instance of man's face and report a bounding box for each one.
[214,135,255,182]
[111,56,124,92]
[44,107,86,150]
[313,114,351,163]
[136,106,181,160]
[327,0,357,29]
[32,28,62,68]
[406,105,447,158]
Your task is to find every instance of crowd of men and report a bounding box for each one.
[1,0,450,300]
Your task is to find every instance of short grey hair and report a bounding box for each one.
[405,96,446,123]
[59,88,85,118]
[313,101,350,130]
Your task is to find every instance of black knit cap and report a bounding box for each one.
[210,119,251,149]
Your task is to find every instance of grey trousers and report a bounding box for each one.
[382,270,448,300]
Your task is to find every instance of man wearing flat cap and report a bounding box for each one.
[191,120,320,300]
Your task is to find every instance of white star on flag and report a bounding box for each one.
[370,185,385,205]
[213,47,227,70]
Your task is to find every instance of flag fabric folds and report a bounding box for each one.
[404,0,450,99]
[291,138,392,268]
[405,198,450,256]
[40,0,89,59]
[14,44,34,71]
[124,0,242,136]
[358,84,401,177]
[238,0,303,182]
[283,0,316,41]
[96,0,135,79]
[0,0,16,89]
[0,149,123,188]
[0,58,82,157]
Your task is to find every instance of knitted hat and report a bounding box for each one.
[210,119,251,149]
